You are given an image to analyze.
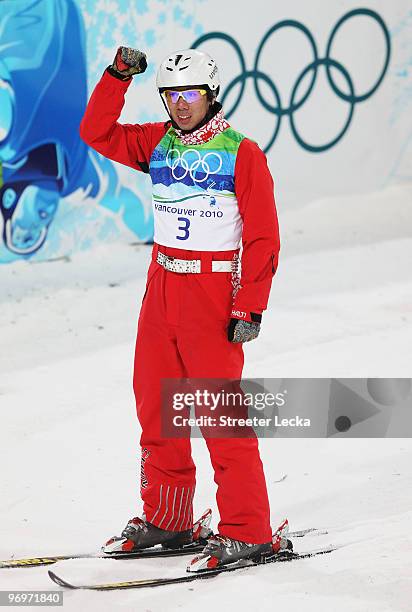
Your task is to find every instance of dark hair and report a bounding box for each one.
[206,86,220,102]
[206,91,213,103]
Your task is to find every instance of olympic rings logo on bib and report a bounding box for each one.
[166,148,223,183]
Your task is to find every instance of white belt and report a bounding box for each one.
[156,252,233,273]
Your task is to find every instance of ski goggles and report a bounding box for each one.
[161,88,207,104]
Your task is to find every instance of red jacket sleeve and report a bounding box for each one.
[231,138,280,320]
[79,69,167,172]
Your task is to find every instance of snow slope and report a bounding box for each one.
[0,184,411,611]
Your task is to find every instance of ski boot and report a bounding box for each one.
[187,518,293,572]
[102,508,213,555]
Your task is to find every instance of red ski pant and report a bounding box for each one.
[133,245,272,544]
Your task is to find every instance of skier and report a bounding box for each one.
[80,46,280,571]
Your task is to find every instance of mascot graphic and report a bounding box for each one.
[0,0,152,263]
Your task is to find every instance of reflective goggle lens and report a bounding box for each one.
[163,89,207,104]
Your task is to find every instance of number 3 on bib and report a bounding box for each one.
[176,216,190,241]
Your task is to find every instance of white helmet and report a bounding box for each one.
[156,49,220,93]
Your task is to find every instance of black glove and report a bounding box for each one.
[109,46,147,80]
[227,313,262,343]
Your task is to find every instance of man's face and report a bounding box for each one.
[164,86,211,130]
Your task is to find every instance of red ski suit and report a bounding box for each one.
[80,70,280,544]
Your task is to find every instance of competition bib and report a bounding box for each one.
[149,127,244,251]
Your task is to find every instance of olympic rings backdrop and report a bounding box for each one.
[0,0,410,262]
[192,8,391,154]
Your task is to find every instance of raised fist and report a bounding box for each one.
[111,47,147,79]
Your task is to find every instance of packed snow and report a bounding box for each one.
[0,183,411,611]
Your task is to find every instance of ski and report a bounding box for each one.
[48,546,337,591]
[0,509,213,569]
[0,541,207,569]
[0,516,326,569]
